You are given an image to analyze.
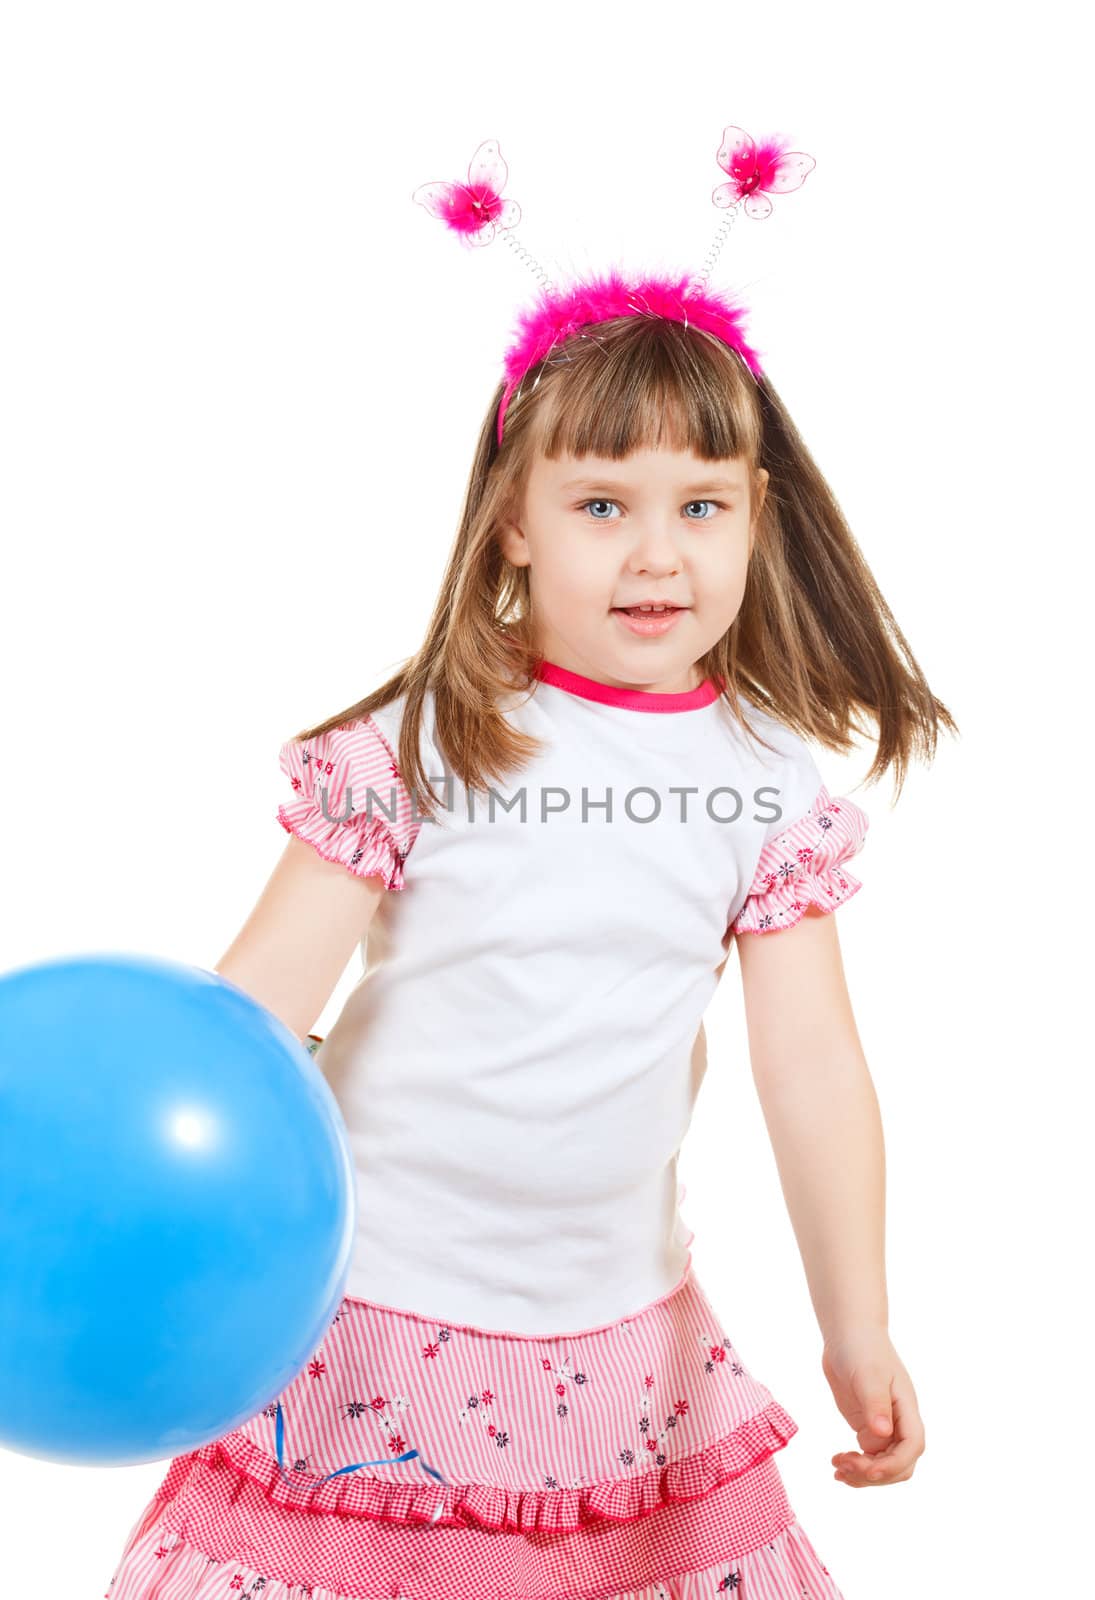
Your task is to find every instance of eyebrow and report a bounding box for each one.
[559,477,743,494]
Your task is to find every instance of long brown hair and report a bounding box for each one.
[291,314,956,822]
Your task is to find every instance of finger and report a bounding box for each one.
[832,1441,919,1480]
[833,1441,914,1467]
[845,1395,922,1465]
[885,1373,926,1454]
[851,1367,895,1440]
[832,1433,899,1466]
[834,1456,903,1485]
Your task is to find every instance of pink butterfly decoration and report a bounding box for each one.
[712,125,815,219]
[412,139,521,248]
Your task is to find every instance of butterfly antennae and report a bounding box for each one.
[689,123,816,295]
[690,204,744,295]
[413,138,560,296]
[501,227,558,296]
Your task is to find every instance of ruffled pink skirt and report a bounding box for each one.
[103,1261,844,1599]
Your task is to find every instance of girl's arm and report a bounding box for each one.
[736,904,886,1335]
[213,834,385,1042]
[734,906,926,1486]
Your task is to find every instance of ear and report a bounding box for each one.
[499,519,532,568]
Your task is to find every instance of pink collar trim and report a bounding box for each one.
[535,659,721,713]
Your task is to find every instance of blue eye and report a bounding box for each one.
[577,498,726,521]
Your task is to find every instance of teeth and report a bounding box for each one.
[633,605,671,612]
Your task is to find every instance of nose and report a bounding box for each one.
[625,521,682,577]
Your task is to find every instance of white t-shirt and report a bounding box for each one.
[277,659,869,1334]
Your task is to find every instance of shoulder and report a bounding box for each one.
[276,698,423,890]
[723,699,827,841]
[278,711,404,808]
[728,701,871,935]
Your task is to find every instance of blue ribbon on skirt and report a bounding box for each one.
[273,1399,451,1526]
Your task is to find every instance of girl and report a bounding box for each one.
[103,223,948,1600]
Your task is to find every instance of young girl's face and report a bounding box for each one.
[500,446,767,694]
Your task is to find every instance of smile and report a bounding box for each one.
[611,606,687,637]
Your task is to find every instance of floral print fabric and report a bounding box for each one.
[104,1264,845,1599]
[277,716,419,890]
[732,784,869,935]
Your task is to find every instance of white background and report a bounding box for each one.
[1,3,1090,1595]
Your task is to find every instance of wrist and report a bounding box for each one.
[821,1317,891,1350]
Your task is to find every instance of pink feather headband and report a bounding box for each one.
[412,126,816,446]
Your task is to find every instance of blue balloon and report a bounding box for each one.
[0,952,356,1466]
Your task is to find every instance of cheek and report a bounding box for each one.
[696,545,750,608]
[536,569,606,614]
[532,536,610,601]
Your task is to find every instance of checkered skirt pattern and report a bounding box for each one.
[103,1263,844,1599]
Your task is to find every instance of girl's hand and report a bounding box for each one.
[821,1326,925,1486]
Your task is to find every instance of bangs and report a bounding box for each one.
[522,316,763,464]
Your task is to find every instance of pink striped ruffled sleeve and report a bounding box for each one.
[732,784,870,935]
[276,716,421,891]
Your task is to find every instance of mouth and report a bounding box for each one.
[611,604,688,637]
